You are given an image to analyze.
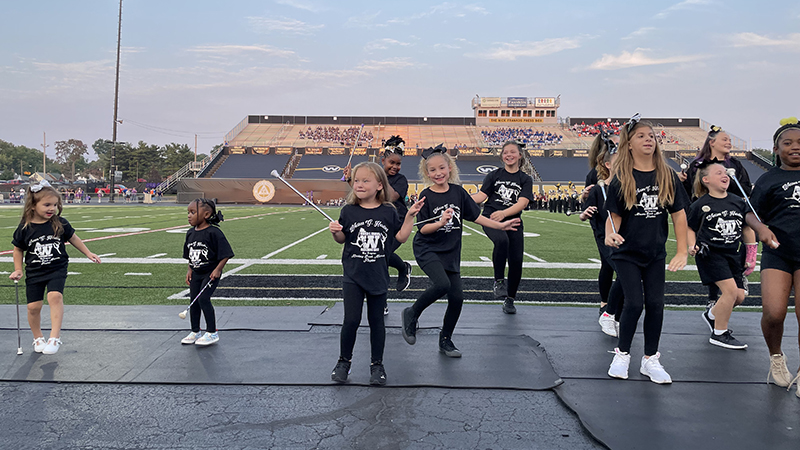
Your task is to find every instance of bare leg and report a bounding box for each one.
[710,278,745,331]
[47,291,64,339]
[761,269,791,355]
[27,301,44,339]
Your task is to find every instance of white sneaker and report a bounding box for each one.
[768,353,793,387]
[608,348,630,379]
[181,331,202,345]
[42,337,62,355]
[640,352,672,384]
[787,371,800,397]
[33,337,47,353]
[599,312,617,337]
[195,332,219,346]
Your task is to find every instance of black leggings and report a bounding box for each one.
[614,258,665,356]
[410,260,463,338]
[340,282,386,363]
[596,241,624,318]
[189,273,218,333]
[483,222,524,298]
[387,252,405,272]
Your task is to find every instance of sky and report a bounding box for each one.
[2,0,799,159]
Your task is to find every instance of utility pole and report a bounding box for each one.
[194,134,198,163]
[41,132,48,179]
[110,0,122,203]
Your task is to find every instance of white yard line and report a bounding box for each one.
[463,224,487,237]
[146,253,168,258]
[524,252,547,262]
[262,227,329,259]
[588,258,602,263]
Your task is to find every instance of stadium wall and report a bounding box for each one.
[247,115,477,126]
[568,117,701,127]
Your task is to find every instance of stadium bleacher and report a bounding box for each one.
[211,154,290,179]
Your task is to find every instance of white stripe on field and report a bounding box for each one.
[124,272,152,276]
[146,253,168,258]
[588,258,602,263]
[262,227,329,259]
[479,256,491,262]
[524,252,547,262]
[167,262,253,299]
[97,253,116,258]
[463,224,487,237]
[316,255,327,259]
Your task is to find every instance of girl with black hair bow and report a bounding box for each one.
[181,198,234,346]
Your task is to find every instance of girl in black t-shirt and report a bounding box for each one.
[679,126,757,310]
[580,133,623,337]
[471,141,534,314]
[9,181,101,355]
[181,199,233,347]
[687,162,747,350]
[329,162,423,385]
[746,118,800,393]
[605,118,689,384]
[401,146,520,358]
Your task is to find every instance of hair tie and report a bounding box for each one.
[600,131,618,155]
[421,143,447,159]
[774,117,800,145]
[383,135,405,156]
[708,125,722,135]
[30,180,52,193]
[696,157,723,171]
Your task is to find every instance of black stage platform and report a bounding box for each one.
[1,303,798,449]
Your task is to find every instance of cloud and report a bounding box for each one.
[728,32,800,49]
[274,0,325,13]
[364,38,412,52]
[351,3,488,28]
[345,11,386,29]
[433,43,461,50]
[467,37,582,61]
[655,0,713,18]
[588,49,704,70]
[186,44,296,58]
[355,57,416,71]
[247,15,324,35]
[464,4,489,15]
[622,27,656,40]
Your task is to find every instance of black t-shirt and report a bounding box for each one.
[479,168,534,219]
[687,193,746,252]
[583,182,609,242]
[749,167,800,262]
[682,157,751,200]
[413,184,481,272]
[338,203,401,295]
[12,217,75,282]
[606,170,689,264]
[387,172,409,218]
[183,226,235,275]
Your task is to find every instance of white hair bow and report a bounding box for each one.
[30,180,52,193]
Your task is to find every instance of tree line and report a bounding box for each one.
[0,139,212,183]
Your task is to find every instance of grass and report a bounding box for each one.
[0,203,762,306]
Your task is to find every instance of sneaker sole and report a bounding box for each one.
[195,339,219,346]
[709,338,747,350]
[181,340,197,345]
[600,327,617,338]
[640,370,672,384]
[439,349,462,358]
[369,377,387,386]
[397,264,412,292]
[608,371,628,380]
[701,311,714,333]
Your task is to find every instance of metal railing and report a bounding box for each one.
[156,146,222,193]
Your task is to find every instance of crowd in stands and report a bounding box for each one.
[571,121,621,136]
[656,129,681,146]
[480,127,563,148]
[299,126,374,146]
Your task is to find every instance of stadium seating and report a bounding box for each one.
[210,154,290,179]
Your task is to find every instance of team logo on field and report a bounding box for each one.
[322,165,341,173]
[476,165,499,174]
[252,180,276,203]
[351,228,387,263]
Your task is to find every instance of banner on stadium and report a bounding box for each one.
[253,146,269,155]
[553,150,564,157]
[573,150,589,157]
[354,148,368,156]
[480,97,502,107]
[305,147,322,155]
[679,150,696,158]
[489,118,544,123]
[329,148,346,155]
[528,149,545,157]
[535,97,556,107]
[507,97,528,108]
[275,147,293,155]
[731,151,747,158]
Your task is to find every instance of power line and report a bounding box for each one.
[120,118,227,139]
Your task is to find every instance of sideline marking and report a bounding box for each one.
[524,252,547,262]
[146,253,168,258]
[523,232,540,237]
[479,256,491,262]
[97,253,117,258]
[463,224,487,237]
[124,272,152,276]
[316,255,327,259]
[588,258,602,263]
[262,227,329,259]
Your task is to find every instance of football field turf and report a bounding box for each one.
[0,203,765,307]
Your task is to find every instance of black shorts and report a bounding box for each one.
[695,250,744,288]
[26,275,67,304]
[760,250,800,274]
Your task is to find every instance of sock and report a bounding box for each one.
[714,329,727,336]
[707,309,716,320]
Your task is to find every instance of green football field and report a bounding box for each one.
[0,203,759,306]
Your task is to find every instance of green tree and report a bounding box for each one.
[54,139,88,181]
[0,139,54,179]
[162,143,194,174]
[129,141,163,182]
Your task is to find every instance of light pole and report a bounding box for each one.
[110,0,122,203]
